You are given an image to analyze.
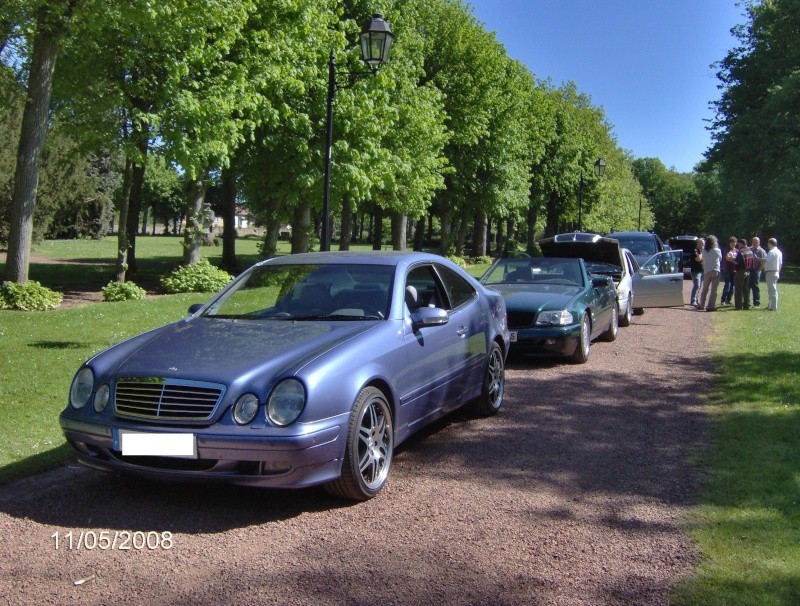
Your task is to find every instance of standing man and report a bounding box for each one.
[698,235,722,311]
[733,238,754,310]
[764,238,783,311]
[749,237,767,307]
[690,237,705,307]
[721,236,737,305]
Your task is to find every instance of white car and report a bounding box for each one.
[539,232,684,325]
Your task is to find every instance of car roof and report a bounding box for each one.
[257,251,444,268]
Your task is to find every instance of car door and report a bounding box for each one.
[398,263,479,431]
[631,250,684,308]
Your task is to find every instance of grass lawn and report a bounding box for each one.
[674,267,800,605]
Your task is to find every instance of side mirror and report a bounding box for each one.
[411,306,448,329]
[187,303,204,315]
[591,275,611,288]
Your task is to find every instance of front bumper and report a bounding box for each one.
[509,324,581,357]
[59,414,345,488]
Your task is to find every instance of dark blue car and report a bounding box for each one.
[60,252,509,500]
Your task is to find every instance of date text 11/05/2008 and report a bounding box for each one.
[51,530,174,550]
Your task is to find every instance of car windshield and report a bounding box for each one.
[482,258,584,287]
[202,263,395,320]
[615,236,657,256]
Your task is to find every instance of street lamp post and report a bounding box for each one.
[578,157,606,232]
[321,13,393,252]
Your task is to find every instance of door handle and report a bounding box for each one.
[670,278,682,282]
[456,325,468,338]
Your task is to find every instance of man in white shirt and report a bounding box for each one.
[764,238,783,311]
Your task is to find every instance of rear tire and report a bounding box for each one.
[471,341,505,416]
[619,295,632,327]
[570,313,591,363]
[325,387,393,501]
[600,303,618,342]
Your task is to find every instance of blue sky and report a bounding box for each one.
[466,0,746,173]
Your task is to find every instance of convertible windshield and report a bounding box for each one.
[204,263,395,320]
[482,258,584,287]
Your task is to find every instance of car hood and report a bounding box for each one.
[492,284,580,312]
[539,237,623,268]
[96,318,378,384]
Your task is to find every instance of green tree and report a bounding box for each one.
[707,0,800,257]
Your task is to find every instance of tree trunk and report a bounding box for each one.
[439,209,451,255]
[473,210,487,257]
[291,202,311,254]
[413,216,426,251]
[260,198,281,258]
[455,217,468,257]
[339,195,352,251]
[221,167,237,271]
[391,212,407,251]
[125,160,145,276]
[182,176,206,265]
[115,159,134,282]
[526,202,538,253]
[3,8,61,284]
[372,205,383,250]
[544,191,561,237]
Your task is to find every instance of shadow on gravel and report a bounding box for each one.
[397,345,711,510]
[0,468,350,532]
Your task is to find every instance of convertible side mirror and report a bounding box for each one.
[411,306,449,329]
[187,303,204,315]
[591,275,611,288]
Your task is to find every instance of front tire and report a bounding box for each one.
[570,313,591,364]
[471,341,505,416]
[325,387,393,501]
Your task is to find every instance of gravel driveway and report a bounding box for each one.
[0,285,713,605]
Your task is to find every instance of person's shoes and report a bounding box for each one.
[706,308,716,312]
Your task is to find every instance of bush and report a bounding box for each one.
[0,280,63,311]
[102,280,147,302]
[160,259,232,294]
[474,255,492,265]
[446,254,467,268]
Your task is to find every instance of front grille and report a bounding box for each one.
[114,378,224,422]
[507,311,535,329]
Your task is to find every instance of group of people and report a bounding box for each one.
[689,235,784,312]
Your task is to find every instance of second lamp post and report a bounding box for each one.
[321,14,394,252]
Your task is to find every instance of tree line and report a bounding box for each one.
[0,0,793,286]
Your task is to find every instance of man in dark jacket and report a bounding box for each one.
[733,238,754,310]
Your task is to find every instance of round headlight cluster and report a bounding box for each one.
[69,368,94,409]
[267,379,306,426]
[94,384,111,413]
[233,394,260,425]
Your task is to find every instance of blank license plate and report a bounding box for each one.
[119,430,197,458]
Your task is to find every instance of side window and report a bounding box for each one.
[405,265,446,310]
[435,264,477,309]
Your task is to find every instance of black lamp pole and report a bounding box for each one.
[638,194,643,230]
[321,14,393,252]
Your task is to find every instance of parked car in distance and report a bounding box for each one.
[607,230,668,267]
[668,235,701,278]
[480,255,618,363]
[60,252,510,501]
[539,232,636,326]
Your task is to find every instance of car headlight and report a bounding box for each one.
[93,384,110,413]
[267,379,306,426]
[70,368,94,409]
[536,310,574,326]
[233,393,260,425]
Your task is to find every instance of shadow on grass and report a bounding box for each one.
[0,443,74,486]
